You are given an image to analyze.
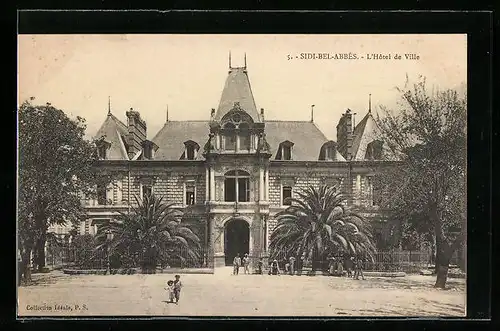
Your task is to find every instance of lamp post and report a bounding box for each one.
[105,230,114,275]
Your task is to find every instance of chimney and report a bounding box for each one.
[336,109,353,160]
[126,108,147,158]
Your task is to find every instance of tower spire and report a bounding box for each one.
[108,96,111,115]
[310,104,315,122]
[166,105,169,122]
[369,94,372,113]
[229,51,232,69]
[244,52,247,68]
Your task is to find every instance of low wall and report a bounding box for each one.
[63,267,214,275]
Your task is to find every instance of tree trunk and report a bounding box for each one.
[434,231,453,289]
[434,248,452,289]
[35,234,47,272]
[21,248,32,285]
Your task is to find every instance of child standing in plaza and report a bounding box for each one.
[164,280,175,303]
[173,275,183,304]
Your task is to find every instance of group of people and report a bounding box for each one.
[164,274,183,304]
[328,255,366,280]
[231,253,367,279]
[232,253,251,275]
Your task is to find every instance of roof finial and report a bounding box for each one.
[108,96,111,115]
[166,105,169,122]
[244,52,247,68]
[229,51,232,69]
[311,104,315,122]
[369,94,372,113]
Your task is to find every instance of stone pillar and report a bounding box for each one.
[210,167,215,201]
[259,168,264,201]
[265,167,269,201]
[205,167,209,202]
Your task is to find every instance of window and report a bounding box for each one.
[143,146,152,160]
[183,140,200,160]
[282,146,291,160]
[368,176,382,206]
[97,183,107,205]
[98,145,107,159]
[142,185,152,201]
[277,141,294,160]
[366,140,384,160]
[185,181,195,205]
[224,170,250,202]
[186,146,195,160]
[239,123,251,151]
[282,186,292,205]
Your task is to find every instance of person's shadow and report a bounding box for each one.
[161,300,177,304]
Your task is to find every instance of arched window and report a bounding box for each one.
[276,141,294,160]
[182,140,200,160]
[224,170,250,202]
[319,141,337,161]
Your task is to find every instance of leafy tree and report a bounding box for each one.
[18,100,99,283]
[375,79,466,288]
[97,193,201,273]
[269,185,376,271]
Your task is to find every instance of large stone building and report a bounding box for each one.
[82,59,394,267]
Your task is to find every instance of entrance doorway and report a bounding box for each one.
[224,219,250,266]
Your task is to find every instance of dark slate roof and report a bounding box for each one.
[265,121,346,161]
[151,120,345,161]
[215,67,261,122]
[94,113,129,160]
[151,121,209,160]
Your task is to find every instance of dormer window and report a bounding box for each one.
[319,141,337,161]
[96,140,111,160]
[365,140,384,160]
[140,140,159,160]
[276,141,294,160]
[182,140,200,160]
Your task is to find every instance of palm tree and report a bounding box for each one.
[269,185,376,271]
[96,193,201,274]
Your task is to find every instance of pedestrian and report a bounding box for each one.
[270,259,280,275]
[336,255,344,276]
[328,256,336,276]
[354,256,365,280]
[288,256,296,275]
[284,257,290,273]
[173,275,183,304]
[257,257,264,275]
[164,280,175,303]
[233,253,241,275]
[243,253,250,274]
[345,256,354,278]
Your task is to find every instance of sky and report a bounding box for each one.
[18,34,467,140]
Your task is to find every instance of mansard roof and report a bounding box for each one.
[150,119,345,161]
[94,113,129,160]
[151,121,208,160]
[215,67,261,123]
[265,121,345,161]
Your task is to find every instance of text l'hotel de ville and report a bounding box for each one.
[287,53,420,60]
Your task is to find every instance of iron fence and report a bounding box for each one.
[266,249,461,273]
[45,245,214,270]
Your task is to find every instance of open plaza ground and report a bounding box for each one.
[17,268,465,317]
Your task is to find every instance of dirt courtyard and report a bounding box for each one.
[17,267,466,317]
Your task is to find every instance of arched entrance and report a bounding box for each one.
[224,218,250,266]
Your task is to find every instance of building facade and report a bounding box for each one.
[83,60,394,267]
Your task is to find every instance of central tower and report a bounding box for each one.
[203,55,272,267]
